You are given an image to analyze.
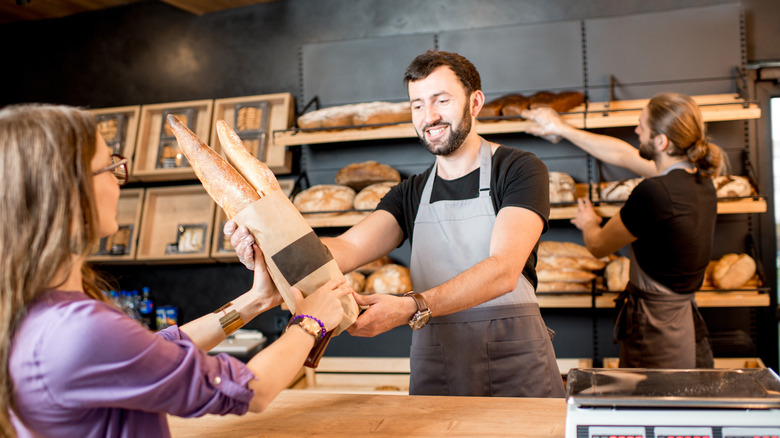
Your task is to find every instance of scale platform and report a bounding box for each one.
[565,368,780,438]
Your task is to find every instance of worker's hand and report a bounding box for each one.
[521,106,567,143]
[224,220,255,270]
[570,198,602,231]
[291,278,353,332]
[346,292,414,337]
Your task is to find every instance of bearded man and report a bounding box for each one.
[228,50,564,397]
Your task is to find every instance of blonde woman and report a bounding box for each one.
[1,104,351,437]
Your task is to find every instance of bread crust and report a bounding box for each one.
[167,115,259,219]
[216,120,280,196]
[712,253,756,289]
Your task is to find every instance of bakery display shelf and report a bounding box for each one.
[88,188,144,263]
[583,93,761,129]
[133,100,214,182]
[211,93,295,174]
[136,185,216,263]
[537,287,770,309]
[273,94,758,147]
[90,105,142,182]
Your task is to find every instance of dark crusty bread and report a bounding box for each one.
[335,161,401,191]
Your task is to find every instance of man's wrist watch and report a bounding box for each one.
[404,292,431,330]
[285,315,324,340]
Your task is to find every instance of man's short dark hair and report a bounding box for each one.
[403,50,482,96]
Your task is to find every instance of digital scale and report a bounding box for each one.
[565,368,780,438]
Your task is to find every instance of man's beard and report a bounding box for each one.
[419,102,472,156]
[638,139,658,161]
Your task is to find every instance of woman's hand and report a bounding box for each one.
[290,278,353,332]
[248,244,284,310]
[570,198,602,231]
[224,220,256,270]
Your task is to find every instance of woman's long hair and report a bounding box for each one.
[0,104,112,437]
[646,92,726,177]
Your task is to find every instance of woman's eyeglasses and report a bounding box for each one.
[93,154,129,186]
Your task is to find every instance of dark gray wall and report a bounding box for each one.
[1,0,777,366]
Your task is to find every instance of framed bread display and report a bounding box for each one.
[88,188,144,263]
[136,185,216,262]
[211,93,295,174]
[133,99,214,181]
[89,105,141,182]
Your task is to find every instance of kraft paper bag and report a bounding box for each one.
[233,189,359,335]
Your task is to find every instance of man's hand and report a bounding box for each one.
[224,220,256,269]
[520,106,568,143]
[570,198,602,231]
[346,292,417,337]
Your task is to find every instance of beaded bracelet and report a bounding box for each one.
[288,314,326,340]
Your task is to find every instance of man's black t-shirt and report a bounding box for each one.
[376,145,549,288]
[620,169,717,293]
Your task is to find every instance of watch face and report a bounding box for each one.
[299,318,322,337]
[409,310,431,330]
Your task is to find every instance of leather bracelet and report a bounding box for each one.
[214,303,244,336]
[286,314,326,340]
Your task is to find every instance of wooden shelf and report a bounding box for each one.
[90,105,141,182]
[211,93,295,174]
[88,188,144,263]
[536,289,769,308]
[136,185,216,263]
[273,94,759,147]
[133,99,214,182]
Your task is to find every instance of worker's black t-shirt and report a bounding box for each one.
[620,169,717,293]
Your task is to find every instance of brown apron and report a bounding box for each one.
[408,140,565,397]
[614,248,714,368]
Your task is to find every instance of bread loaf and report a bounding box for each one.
[166,115,260,219]
[538,241,597,260]
[365,264,412,295]
[712,253,756,289]
[537,269,596,283]
[538,255,606,272]
[298,101,412,130]
[345,271,366,293]
[216,120,279,196]
[293,184,356,216]
[537,282,590,293]
[354,182,396,210]
[479,91,584,120]
[355,256,393,275]
[600,178,644,202]
[605,256,630,291]
[549,171,576,204]
[335,161,401,191]
[713,175,755,199]
[529,90,585,113]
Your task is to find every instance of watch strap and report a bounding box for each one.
[404,292,429,313]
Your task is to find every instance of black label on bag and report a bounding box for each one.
[271,231,334,286]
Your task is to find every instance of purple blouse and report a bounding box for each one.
[9,290,256,437]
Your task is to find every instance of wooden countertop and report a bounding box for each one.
[168,390,567,437]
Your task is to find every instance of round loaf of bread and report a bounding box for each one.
[549,171,576,204]
[345,271,366,293]
[600,178,644,202]
[713,175,755,199]
[365,264,412,295]
[354,181,397,210]
[335,161,401,191]
[712,253,756,289]
[355,255,393,275]
[293,184,355,216]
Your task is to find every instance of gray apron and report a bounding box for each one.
[614,162,714,369]
[408,140,565,397]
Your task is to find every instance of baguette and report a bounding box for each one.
[216,119,280,196]
[167,115,260,219]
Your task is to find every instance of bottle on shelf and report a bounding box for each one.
[138,287,156,330]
